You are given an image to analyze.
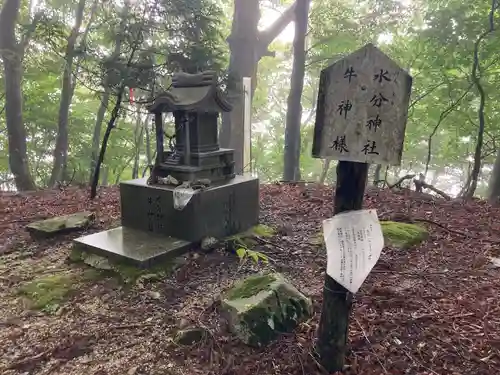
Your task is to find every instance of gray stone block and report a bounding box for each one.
[120,174,259,242]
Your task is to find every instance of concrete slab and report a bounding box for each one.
[73,226,192,267]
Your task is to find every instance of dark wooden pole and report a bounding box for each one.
[316,160,369,372]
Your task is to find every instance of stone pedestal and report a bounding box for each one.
[120,175,259,242]
[73,175,259,266]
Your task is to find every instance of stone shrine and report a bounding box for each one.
[74,71,259,267]
[148,70,236,183]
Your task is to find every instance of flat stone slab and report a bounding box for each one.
[73,226,192,267]
[26,212,94,238]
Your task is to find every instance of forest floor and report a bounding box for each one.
[0,183,499,375]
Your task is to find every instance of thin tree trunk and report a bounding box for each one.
[488,149,500,202]
[463,0,497,198]
[50,0,87,187]
[283,0,309,182]
[319,159,331,185]
[90,92,124,199]
[116,156,135,184]
[0,0,36,191]
[373,164,382,186]
[101,165,108,186]
[220,1,296,173]
[89,1,129,181]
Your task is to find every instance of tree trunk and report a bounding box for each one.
[89,1,129,181]
[373,164,382,185]
[90,90,110,181]
[0,0,36,191]
[101,165,108,186]
[90,92,124,199]
[463,0,496,199]
[319,159,331,185]
[220,0,260,174]
[50,0,87,187]
[220,1,296,173]
[488,149,500,202]
[283,0,309,182]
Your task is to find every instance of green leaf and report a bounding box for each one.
[236,248,247,261]
[249,251,259,263]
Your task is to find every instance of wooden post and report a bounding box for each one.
[316,160,368,372]
[311,43,412,373]
[242,77,252,174]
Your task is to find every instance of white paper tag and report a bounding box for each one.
[173,186,196,210]
[323,209,384,293]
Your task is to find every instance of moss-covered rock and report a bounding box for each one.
[221,273,312,347]
[18,273,75,313]
[381,221,428,249]
[26,212,95,238]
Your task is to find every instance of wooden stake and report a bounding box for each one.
[316,160,369,372]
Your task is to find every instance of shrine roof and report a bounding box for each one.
[147,71,232,113]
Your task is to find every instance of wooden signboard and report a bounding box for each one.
[312,43,412,166]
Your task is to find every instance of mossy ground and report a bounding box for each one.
[226,274,277,300]
[248,224,275,238]
[381,221,428,249]
[18,273,75,313]
[69,248,184,284]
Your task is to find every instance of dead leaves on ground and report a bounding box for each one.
[0,184,499,374]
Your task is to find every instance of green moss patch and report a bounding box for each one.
[68,248,184,284]
[18,273,75,312]
[381,221,428,249]
[226,274,277,300]
[249,225,275,238]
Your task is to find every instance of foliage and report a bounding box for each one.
[1,0,500,197]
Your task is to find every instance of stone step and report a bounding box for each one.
[73,226,192,268]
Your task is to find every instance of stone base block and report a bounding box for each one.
[73,226,192,267]
[120,174,259,242]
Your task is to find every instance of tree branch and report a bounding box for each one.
[424,83,474,176]
[408,81,446,109]
[257,1,296,59]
